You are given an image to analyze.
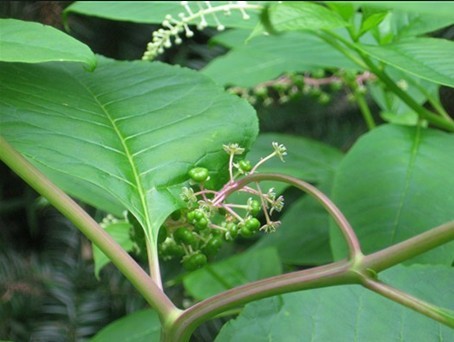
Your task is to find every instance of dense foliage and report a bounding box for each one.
[1,2,453,341]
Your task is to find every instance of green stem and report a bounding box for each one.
[364,220,454,272]
[360,55,454,131]
[355,89,376,129]
[315,30,368,69]
[146,238,163,290]
[0,136,179,322]
[321,29,454,131]
[233,173,363,260]
[362,277,454,328]
[163,260,355,341]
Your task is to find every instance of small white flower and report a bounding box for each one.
[223,143,245,155]
[272,142,287,162]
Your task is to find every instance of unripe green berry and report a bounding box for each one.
[202,236,223,256]
[249,200,261,216]
[183,252,207,271]
[239,226,255,238]
[194,217,209,231]
[238,159,252,172]
[224,222,238,241]
[174,227,196,246]
[245,217,261,232]
[188,167,209,182]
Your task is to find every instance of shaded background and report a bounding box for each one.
[1,2,452,341]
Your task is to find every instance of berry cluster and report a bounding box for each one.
[228,70,376,106]
[157,142,287,271]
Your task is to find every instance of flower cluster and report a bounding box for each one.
[142,1,262,60]
[157,142,287,271]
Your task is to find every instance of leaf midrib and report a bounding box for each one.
[70,70,152,236]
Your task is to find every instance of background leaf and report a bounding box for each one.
[247,133,342,266]
[91,309,160,342]
[0,57,258,242]
[216,265,454,341]
[64,1,262,29]
[183,248,282,301]
[265,2,347,33]
[330,124,454,264]
[0,19,96,69]
[254,196,333,266]
[357,2,454,19]
[93,221,134,278]
[367,66,439,125]
[203,31,357,87]
[358,38,454,87]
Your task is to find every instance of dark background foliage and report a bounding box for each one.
[1,1,452,341]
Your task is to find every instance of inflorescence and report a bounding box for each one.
[142,1,262,60]
[157,141,287,271]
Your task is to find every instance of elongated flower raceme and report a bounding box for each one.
[142,1,262,60]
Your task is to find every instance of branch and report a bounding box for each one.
[226,173,363,261]
[0,136,179,322]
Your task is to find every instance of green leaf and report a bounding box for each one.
[93,221,134,278]
[358,38,454,87]
[254,196,333,266]
[266,2,348,32]
[387,11,454,39]
[216,265,454,341]
[248,133,343,184]
[358,2,454,20]
[0,19,96,69]
[64,1,262,29]
[183,248,282,301]
[203,32,357,87]
[330,124,454,263]
[0,58,258,244]
[91,309,160,342]
[359,11,388,37]
[368,66,439,123]
[210,29,251,49]
[326,3,358,21]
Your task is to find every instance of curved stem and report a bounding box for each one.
[361,277,454,328]
[223,173,363,260]
[164,260,355,341]
[0,136,179,321]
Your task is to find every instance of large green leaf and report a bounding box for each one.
[262,2,348,34]
[0,19,96,69]
[357,2,454,19]
[330,124,454,263]
[216,265,454,341]
[91,309,160,342]
[385,11,454,39]
[203,31,357,87]
[0,58,258,243]
[64,1,262,29]
[183,248,282,301]
[358,38,454,87]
